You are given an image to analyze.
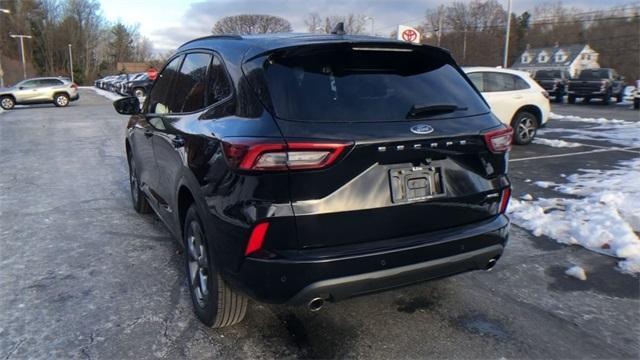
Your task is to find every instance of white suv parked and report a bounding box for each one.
[464,67,550,144]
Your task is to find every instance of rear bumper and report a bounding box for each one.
[226,215,509,305]
[70,93,80,101]
[568,89,606,96]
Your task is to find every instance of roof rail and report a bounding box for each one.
[179,34,243,48]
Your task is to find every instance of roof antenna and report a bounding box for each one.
[331,22,346,35]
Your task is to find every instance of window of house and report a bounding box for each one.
[538,54,547,62]
[522,55,529,63]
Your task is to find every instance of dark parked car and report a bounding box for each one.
[114,33,512,327]
[533,69,572,103]
[121,73,152,97]
[567,68,625,105]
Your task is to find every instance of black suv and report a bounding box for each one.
[114,34,511,327]
[533,69,572,103]
[122,73,153,98]
[567,68,625,105]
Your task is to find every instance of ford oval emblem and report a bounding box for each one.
[410,124,434,135]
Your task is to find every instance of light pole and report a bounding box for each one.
[0,8,10,88]
[68,44,74,83]
[10,34,32,80]
[503,0,513,68]
[364,16,375,36]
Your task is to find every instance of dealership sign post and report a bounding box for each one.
[397,25,421,44]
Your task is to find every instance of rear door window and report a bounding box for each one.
[247,45,488,122]
[484,73,529,92]
[170,53,212,113]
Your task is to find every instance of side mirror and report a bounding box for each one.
[113,96,140,115]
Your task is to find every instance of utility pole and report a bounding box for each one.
[503,0,513,68]
[0,8,11,88]
[364,16,375,36]
[68,44,74,83]
[462,27,467,65]
[437,16,443,47]
[10,34,32,80]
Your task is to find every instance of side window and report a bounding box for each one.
[148,56,183,114]
[39,79,63,87]
[484,73,510,92]
[467,72,484,92]
[170,53,212,113]
[514,76,530,90]
[207,56,232,105]
[19,80,39,89]
[484,73,527,92]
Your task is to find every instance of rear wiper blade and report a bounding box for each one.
[406,104,468,119]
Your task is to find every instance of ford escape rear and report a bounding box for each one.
[115,33,512,327]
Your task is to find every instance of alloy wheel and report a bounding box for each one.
[187,221,210,308]
[56,95,69,106]
[1,98,13,109]
[518,117,536,142]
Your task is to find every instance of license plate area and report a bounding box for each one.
[389,166,444,203]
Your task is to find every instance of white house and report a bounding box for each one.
[511,44,600,77]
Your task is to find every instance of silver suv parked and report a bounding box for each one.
[0,77,79,110]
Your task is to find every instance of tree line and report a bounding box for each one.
[1,0,153,85]
[1,1,638,85]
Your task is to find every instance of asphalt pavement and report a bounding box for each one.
[0,90,638,359]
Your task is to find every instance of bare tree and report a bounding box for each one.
[305,13,323,33]
[212,15,292,35]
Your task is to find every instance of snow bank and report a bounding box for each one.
[532,138,583,148]
[541,115,640,147]
[549,112,633,125]
[565,266,587,280]
[508,158,640,273]
[521,194,533,201]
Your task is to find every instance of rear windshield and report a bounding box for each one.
[535,70,561,79]
[245,45,488,122]
[578,69,609,80]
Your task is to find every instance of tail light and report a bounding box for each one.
[499,187,511,214]
[245,222,269,256]
[221,138,350,171]
[483,126,513,153]
[542,90,550,99]
[70,83,78,89]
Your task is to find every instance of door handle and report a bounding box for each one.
[172,136,185,148]
[144,129,153,138]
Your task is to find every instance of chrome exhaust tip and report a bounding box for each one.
[308,297,325,312]
[485,258,498,271]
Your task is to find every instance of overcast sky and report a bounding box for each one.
[99,0,634,52]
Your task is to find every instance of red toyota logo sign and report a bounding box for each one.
[402,29,418,42]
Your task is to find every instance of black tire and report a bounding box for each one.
[568,95,576,104]
[128,153,151,214]
[554,94,563,103]
[133,87,146,98]
[615,93,623,103]
[183,205,247,327]
[512,111,538,145]
[1,96,15,110]
[583,96,591,104]
[53,93,70,107]
[634,98,639,110]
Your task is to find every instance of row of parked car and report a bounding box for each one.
[94,73,153,98]
[532,68,639,108]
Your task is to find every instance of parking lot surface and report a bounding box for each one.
[0,89,638,359]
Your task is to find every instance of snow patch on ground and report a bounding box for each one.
[532,138,583,148]
[520,194,533,201]
[83,86,123,102]
[533,181,556,188]
[549,112,633,125]
[508,158,640,274]
[542,113,640,147]
[565,266,587,281]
